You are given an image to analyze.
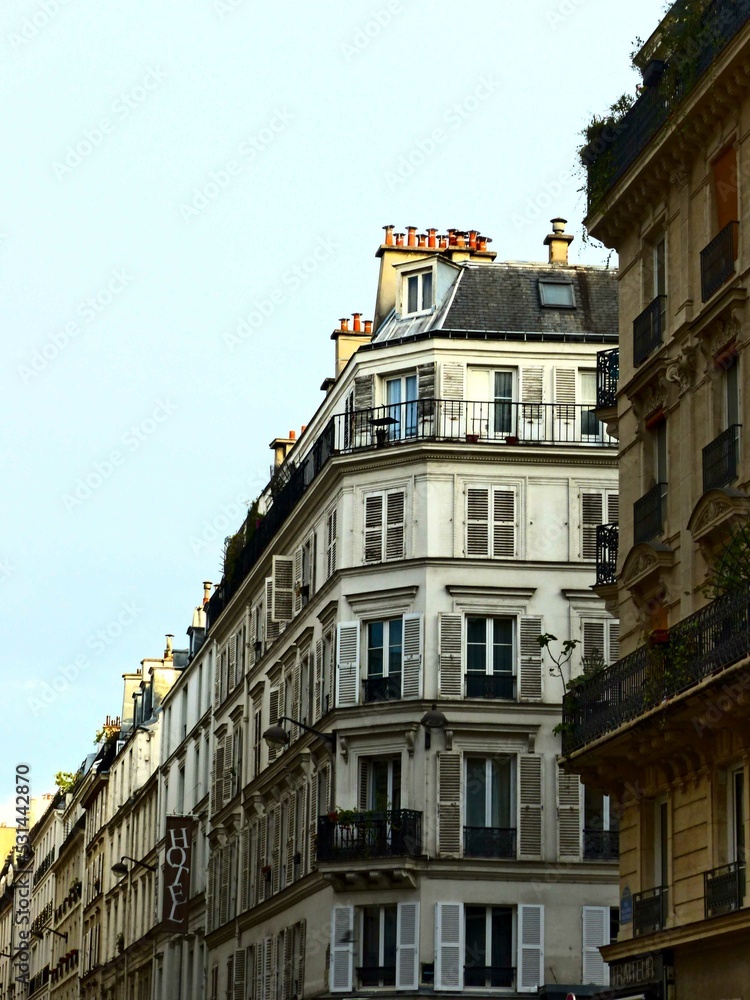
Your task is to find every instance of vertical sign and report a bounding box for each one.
[162,816,195,932]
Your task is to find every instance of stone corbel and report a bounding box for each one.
[338,735,349,763]
[444,729,454,752]
[527,732,536,754]
[699,306,745,368]
[630,372,670,436]
[404,726,417,758]
[665,344,700,395]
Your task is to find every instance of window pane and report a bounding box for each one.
[362,909,380,968]
[494,371,513,434]
[490,908,513,968]
[386,379,401,406]
[407,275,418,313]
[492,619,513,674]
[464,907,486,968]
[392,759,401,811]
[654,239,666,297]
[466,759,487,827]
[467,617,487,673]
[383,907,397,966]
[371,761,389,811]
[388,619,403,676]
[539,281,575,307]
[490,758,512,828]
[735,770,745,863]
[368,622,384,677]
[421,271,433,309]
[584,788,605,830]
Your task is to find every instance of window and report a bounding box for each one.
[538,279,575,308]
[326,507,337,579]
[465,758,514,859]
[404,270,433,315]
[360,906,397,986]
[365,620,403,702]
[466,486,516,559]
[654,797,669,890]
[725,352,740,428]
[466,617,515,699]
[360,757,402,812]
[730,766,746,864]
[583,788,619,861]
[386,374,418,439]
[581,618,620,672]
[580,490,618,560]
[493,371,515,435]
[652,417,667,486]
[364,490,405,563]
[464,906,514,988]
[579,370,599,438]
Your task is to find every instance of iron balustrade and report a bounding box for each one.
[596,347,619,409]
[583,829,620,861]
[633,886,668,936]
[634,483,667,543]
[316,810,422,862]
[465,673,516,700]
[363,675,402,703]
[633,296,666,366]
[596,523,619,586]
[464,967,515,988]
[705,861,745,917]
[463,827,517,859]
[701,221,739,301]
[703,424,741,491]
[357,967,396,988]
[563,581,750,754]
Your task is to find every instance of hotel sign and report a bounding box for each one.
[162,816,195,933]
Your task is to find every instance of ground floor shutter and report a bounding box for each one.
[434,902,463,991]
[518,904,544,992]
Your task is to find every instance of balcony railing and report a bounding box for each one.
[633,885,668,936]
[634,483,667,543]
[464,967,515,988]
[583,829,620,861]
[596,522,619,586]
[585,0,750,209]
[596,347,619,409]
[563,581,750,754]
[363,675,401,703]
[465,673,515,700]
[463,827,517,859]
[705,861,745,918]
[633,296,666,366]
[207,398,615,628]
[701,221,739,301]
[703,424,741,492]
[357,966,396,988]
[316,810,422,862]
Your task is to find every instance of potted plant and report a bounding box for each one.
[505,435,519,445]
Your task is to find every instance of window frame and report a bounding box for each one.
[464,756,515,831]
[538,279,576,309]
[359,904,398,987]
[463,904,516,991]
[402,267,435,316]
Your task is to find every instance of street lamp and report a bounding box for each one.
[420,704,449,748]
[111,856,157,877]
[31,928,68,941]
[263,717,336,752]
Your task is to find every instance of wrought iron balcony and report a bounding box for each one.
[563,581,750,755]
[463,826,516,859]
[316,810,422,862]
[596,347,619,409]
[363,675,401,703]
[633,296,666,367]
[701,221,739,301]
[703,424,741,492]
[464,967,515,988]
[634,886,668,936]
[596,523,619,586]
[705,861,745,918]
[357,966,396,988]
[583,829,619,861]
[634,483,667,543]
[465,673,515,700]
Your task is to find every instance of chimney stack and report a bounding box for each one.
[331,314,373,376]
[270,430,296,468]
[203,581,212,606]
[544,217,574,266]
[165,634,174,659]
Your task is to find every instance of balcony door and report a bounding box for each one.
[365,619,403,702]
[465,757,514,857]
[731,767,746,865]
[386,375,417,440]
[466,617,515,699]
[360,758,401,813]
[583,788,619,860]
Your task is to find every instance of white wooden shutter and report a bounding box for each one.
[297,921,306,999]
[268,689,280,762]
[519,617,543,701]
[521,367,544,403]
[518,755,543,860]
[358,757,369,810]
[582,906,610,985]
[435,902,463,992]
[206,850,215,932]
[248,602,258,669]
[293,547,303,615]
[241,827,251,911]
[518,905,544,992]
[234,949,247,1000]
[272,807,282,895]
[492,488,516,558]
[265,578,280,646]
[330,906,354,993]
[314,640,323,721]
[438,613,463,698]
[326,508,337,579]
[213,742,225,811]
[335,621,360,708]
[608,620,620,663]
[272,556,295,623]
[291,660,301,741]
[307,530,316,596]
[557,772,582,860]
[223,731,235,804]
[441,362,465,400]
[228,638,237,691]
[263,937,272,1000]
[581,492,604,560]
[402,613,423,699]
[211,966,219,1000]
[607,492,619,524]
[308,771,318,871]
[364,493,384,563]
[396,902,420,991]
[219,846,230,927]
[437,752,462,857]
[554,367,576,405]
[285,800,296,887]
[582,620,606,662]
[466,487,490,557]
[283,930,294,1000]
[385,490,406,560]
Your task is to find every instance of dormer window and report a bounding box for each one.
[404,269,433,315]
[538,279,576,309]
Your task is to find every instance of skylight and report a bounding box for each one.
[539,279,576,309]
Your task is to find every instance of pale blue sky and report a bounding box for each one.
[0,0,661,814]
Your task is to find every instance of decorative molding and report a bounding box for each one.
[345,585,419,617]
[665,343,700,394]
[687,487,750,544]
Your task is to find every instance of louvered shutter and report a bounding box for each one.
[518,905,544,992]
[608,620,620,663]
[228,638,237,691]
[219,847,230,927]
[438,613,463,698]
[246,947,255,1000]
[206,850,215,932]
[582,620,606,674]
[581,493,604,560]
[519,617,543,701]
[364,494,384,563]
[268,689,280,762]
[314,640,323,721]
[358,758,369,811]
[256,944,264,1000]
[258,817,268,902]
[264,937,273,1000]
[286,801,296,888]
[492,488,516,558]
[265,578,280,646]
[272,556,295,623]
[521,366,544,432]
[330,906,354,993]
[291,660,301,741]
[466,488,490,557]
[325,629,336,717]
[234,950,247,1000]
[308,530,316,596]
[519,755,543,859]
[213,742,225,811]
[223,731,234,804]
[308,771,318,871]
[522,367,544,403]
[272,807,282,895]
[385,490,406,560]
[607,492,619,524]
[284,931,294,1000]
[582,907,610,985]
[434,902,463,991]
[214,655,221,706]
[335,622,360,708]
[437,752,462,857]
[248,603,258,669]
[227,957,235,1000]
[441,362,465,399]
[554,366,576,433]
[326,508,337,579]
[402,613,423,699]
[211,966,219,1000]
[558,772,582,860]
[354,373,374,410]
[293,547,303,615]
[396,902,420,990]
[297,921,306,999]
[241,827,251,911]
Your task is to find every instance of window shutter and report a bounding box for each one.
[228,638,237,691]
[554,367,576,405]
[519,617,543,701]
[283,930,294,1000]
[441,362,465,400]
[396,902,420,991]
[518,755,543,860]
[608,620,620,663]
[253,708,262,778]
[518,905,544,992]
[437,752,462,857]
[434,902,464,992]
[335,622,360,708]
[418,361,436,398]
[402,613,423,699]
[286,801,296,888]
[581,493,604,560]
[308,771,318,871]
[557,772,582,861]
[234,949,247,1000]
[268,689,280,761]
[354,373,374,410]
[272,807,282,895]
[582,906,610,985]
[438,613,463,698]
[227,958,235,1000]
[223,731,234,804]
[272,556,295,623]
[466,488,490,557]
[358,758,369,811]
[582,621,606,662]
[213,742,225,811]
[607,492,619,524]
[265,578,280,646]
[364,493,384,563]
[211,966,219,1000]
[330,905,354,993]
[219,846,230,927]
[258,817,268,902]
[241,826,251,911]
[326,508,337,579]
[521,367,544,403]
[263,937,272,1000]
[385,490,406,560]
[248,603,258,669]
[293,547,303,615]
[492,488,516,558]
[291,661,301,742]
[314,640,323,721]
[297,921,306,999]
[206,849,215,933]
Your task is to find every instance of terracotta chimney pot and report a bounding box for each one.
[352,313,362,332]
[383,225,395,246]
[407,226,417,247]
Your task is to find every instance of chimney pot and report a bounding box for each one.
[395,232,405,247]
[439,234,448,249]
[468,230,478,250]
[364,319,373,334]
[447,228,457,246]
[383,225,395,246]
[352,313,362,332]
[203,581,212,605]
[340,317,349,332]
[456,231,467,248]
[427,228,437,248]
[407,226,417,247]
[289,430,296,440]
[418,233,427,248]
[544,217,574,266]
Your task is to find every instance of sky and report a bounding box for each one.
[0,0,663,818]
